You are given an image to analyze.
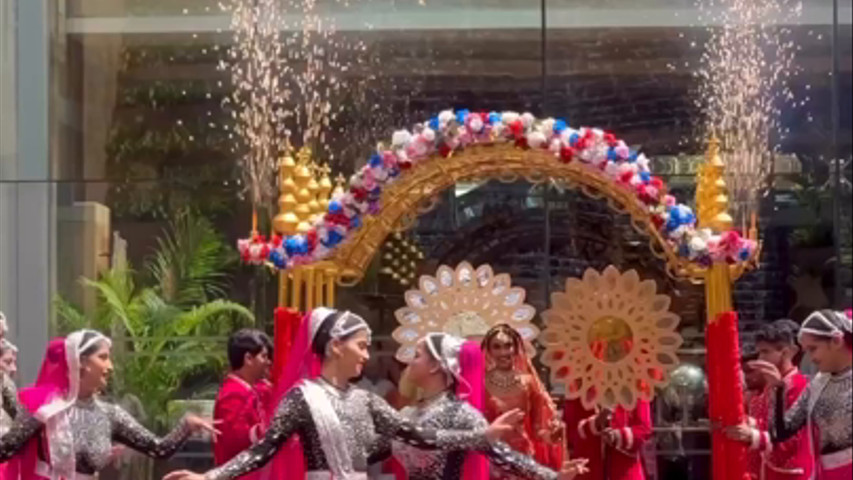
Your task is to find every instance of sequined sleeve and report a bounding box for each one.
[458,403,558,480]
[771,383,809,443]
[107,403,192,459]
[0,414,43,461]
[205,388,308,480]
[369,393,490,451]
[1,374,22,420]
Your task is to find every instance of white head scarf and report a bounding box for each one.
[799,309,853,342]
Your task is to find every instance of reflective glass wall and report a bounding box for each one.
[1,0,850,478]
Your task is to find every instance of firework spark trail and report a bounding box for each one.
[696,0,802,226]
[220,0,418,208]
[221,0,289,209]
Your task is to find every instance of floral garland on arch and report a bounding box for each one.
[238,109,757,270]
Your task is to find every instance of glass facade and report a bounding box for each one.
[1,0,851,478]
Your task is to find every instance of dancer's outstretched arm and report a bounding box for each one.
[458,402,587,480]
[164,388,307,480]
[369,392,522,450]
[107,403,215,459]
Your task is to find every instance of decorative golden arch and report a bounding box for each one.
[328,143,749,286]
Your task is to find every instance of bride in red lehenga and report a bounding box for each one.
[482,324,564,479]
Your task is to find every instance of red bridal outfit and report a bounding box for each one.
[563,399,652,480]
[483,328,563,479]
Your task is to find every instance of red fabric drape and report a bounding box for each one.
[707,311,749,480]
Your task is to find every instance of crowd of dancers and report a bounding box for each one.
[0,307,849,480]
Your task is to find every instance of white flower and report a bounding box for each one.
[521,112,535,128]
[604,161,621,178]
[391,130,413,148]
[422,128,436,143]
[438,110,455,125]
[502,111,519,124]
[540,118,556,135]
[527,131,547,149]
[468,115,484,133]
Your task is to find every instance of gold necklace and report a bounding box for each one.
[487,369,521,390]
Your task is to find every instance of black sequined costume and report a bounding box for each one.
[772,368,853,454]
[1,373,22,421]
[206,379,491,480]
[0,397,192,476]
[394,392,558,480]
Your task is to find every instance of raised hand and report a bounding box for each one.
[602,428,620,446]
[558,459,590,480]
[162,470,205,480]
[185,415,221,437]
[594,408,613,433]
[724,423,753,444]
[747,360,783,387]
[487,408,524,442]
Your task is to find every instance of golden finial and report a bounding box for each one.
[332,173,347,198]
[697,131,733,232]
[318,164,333,214]
[273,151,300,236]
[294,146,315,233]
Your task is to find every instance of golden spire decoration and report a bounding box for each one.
[317,164,333,215]
[273,150,300,236]
[332,173,347,198]
[294,147,315,233]
[696,133,733,232]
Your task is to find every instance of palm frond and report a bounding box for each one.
[145,210,236,307]
[52,296,90,334]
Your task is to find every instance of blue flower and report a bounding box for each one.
[328,200,342,215]
[488,112,501,124]
[640,171,652,183]
[285,237,300,256]
[456,109,470,124]
[738,248,750,261]
[429,117,439,130]
[554,119,568,134]
[569,133,580,147]
[370,153,383,168]
[325,230,343,247]
[350,216,362,229]
[607,148,618,161]
[629,151,638,162]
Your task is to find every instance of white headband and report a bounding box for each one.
[799,310,853,341]
[309,308,371,353]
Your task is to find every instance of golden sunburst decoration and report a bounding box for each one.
[392,262,538,362]
[541,265,683,410]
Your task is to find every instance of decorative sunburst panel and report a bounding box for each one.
[541,265,683,410]
[393,262,538,362]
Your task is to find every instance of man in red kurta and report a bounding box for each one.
[564,398,652,480]
[213,329,273,473]
[727,320,814,480]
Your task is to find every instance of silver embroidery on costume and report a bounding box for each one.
[772,368,853,454]
[206,380,490,480]
[394,392,558,480]
[0,398,192,474]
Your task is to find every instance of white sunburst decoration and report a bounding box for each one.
[392,262,538,363]
[541,265,683,410]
